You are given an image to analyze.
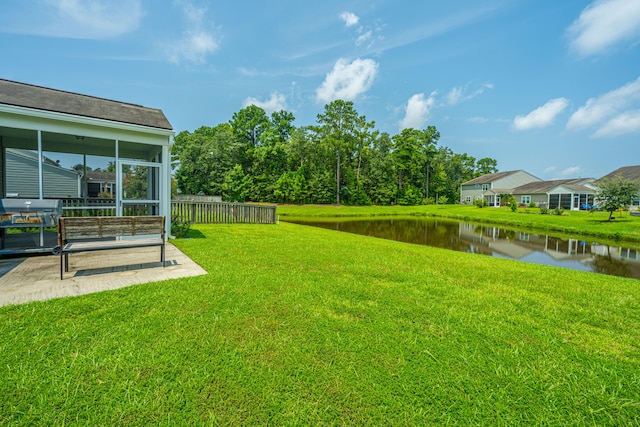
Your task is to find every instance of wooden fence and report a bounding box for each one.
[171,201,277,224]
[55,198,276,225]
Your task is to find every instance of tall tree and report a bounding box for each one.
[393,126,439,204]
[363,132,397,205]
[475,157,498,175]
[314,100,373,205]
[174,124,238,196]
[229,105,270,172]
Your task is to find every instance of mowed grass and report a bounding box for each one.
[277,204,640,243]
[1,222,639,425]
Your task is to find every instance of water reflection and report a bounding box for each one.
[286,218,640,280]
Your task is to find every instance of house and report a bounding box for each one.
[511,178,596,210]
[5,148,81,198]
[460,170,541,206]
[84,171,116,198]
[0,78,174,239]
[599,165,640,208]
[461,170,597,210]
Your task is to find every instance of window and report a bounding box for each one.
[465,196,472,203]
[521,195,531,205]
[482,184,490,191]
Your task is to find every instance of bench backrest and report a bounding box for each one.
[59,216,165,241]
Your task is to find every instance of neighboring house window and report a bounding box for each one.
[521,196,531,205]
[482,184,490,191]
[465,196,471,203]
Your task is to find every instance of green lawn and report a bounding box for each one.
[278,204,640,243]
[1,222,639,425]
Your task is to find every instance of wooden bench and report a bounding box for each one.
[56,216,165,279]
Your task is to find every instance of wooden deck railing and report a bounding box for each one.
[171,201,277,225]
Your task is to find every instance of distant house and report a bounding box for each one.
[511,178,596,210]
[84,171,116,198]
[460,171,597,210]
[460,170,541,206]
[599,165,640,209]
[5,148,81,198]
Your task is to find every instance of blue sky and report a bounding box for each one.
[1,0,640,180]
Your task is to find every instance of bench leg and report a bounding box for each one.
[64,253,69,272]
[60,253,63,280]
[161,244,165,267]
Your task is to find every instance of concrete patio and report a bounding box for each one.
[0,243,207,307]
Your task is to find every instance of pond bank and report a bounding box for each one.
[285,217,640,280]
[277,204,640,243]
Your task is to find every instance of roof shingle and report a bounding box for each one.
[0,79,172,131]
[600,165,640,182]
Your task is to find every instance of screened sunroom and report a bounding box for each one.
[0,79,174,254]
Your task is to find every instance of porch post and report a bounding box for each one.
[37,130,43,200]
[162,140,171,239]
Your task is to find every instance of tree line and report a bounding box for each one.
[172,100,498,205]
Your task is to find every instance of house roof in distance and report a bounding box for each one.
[462,170,525,185]
[0,79,172,131]
[513,179,594,194]
[599,165,640,182]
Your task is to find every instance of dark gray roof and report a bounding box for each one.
[0,79,172,131]
[463,170,519,185]
[86,171,116,182]
[599,165,640,182]
[514,179,594,194]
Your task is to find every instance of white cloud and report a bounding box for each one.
[567,76,640,130]
[243,92,288,114]
[167,1,219,64]
[355,31,373,46]
[467,116,488,123]
[399,92,436,130]
[339,11,359,27]
[446,83,493,106]
[316,58,378,103]
[543,166,557,174]
[593,110,640,137]
[5,0,143,39]
[560,166,582,177]
[513,98,569,130]
[447,87,464,105]
[567,0,640,56]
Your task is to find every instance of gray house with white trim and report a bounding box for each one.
[511,178,596,210]
[5,148,81,198]
[0,78,174,234]
[460,170,541,206]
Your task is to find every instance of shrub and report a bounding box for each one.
[171,215,191,238]
[474,198,487,208]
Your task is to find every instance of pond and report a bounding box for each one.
[285,218,640,280]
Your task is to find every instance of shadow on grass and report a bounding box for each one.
[185,229,206,239]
